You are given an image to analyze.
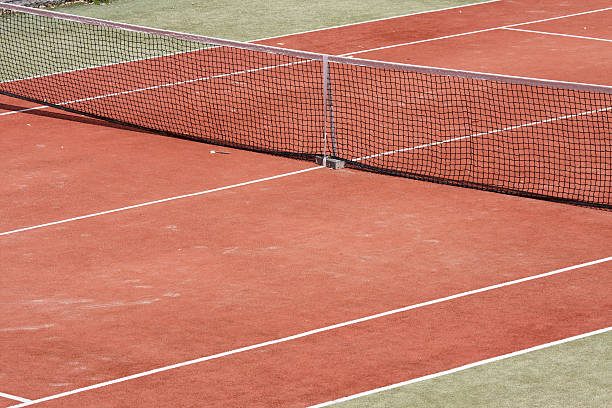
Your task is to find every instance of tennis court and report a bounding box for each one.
[1,0,610,406]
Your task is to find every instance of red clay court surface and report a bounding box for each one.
[1,0,611,406]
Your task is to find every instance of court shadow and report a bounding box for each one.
[0,101,156,135]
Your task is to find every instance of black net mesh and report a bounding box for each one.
[1,5,610,208]
[0,8,324,157]
[329,63,611,206]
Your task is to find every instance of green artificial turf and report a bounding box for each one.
[2,0,485,88]
[331,330,611,408]
[54,0,485,41]
[2,2,609,406]
[0,10,203,81]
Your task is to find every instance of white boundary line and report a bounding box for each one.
[0,392,31,403]
[0,48,211,86]
[44,60,305,106]
[343,26,502,55]
[0,166,323,237]
[345,6,612,55]
[510,6,612,27]
[0,59,309,117]
[503,27,612,43]
[251,0,502,42]
[8,256,612,407]
[352,106,612,162]
[0,105,48,116]
[309,326,612,407]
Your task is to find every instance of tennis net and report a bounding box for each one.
[1,3,610,208]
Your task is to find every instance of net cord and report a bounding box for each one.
[0,2,610,208]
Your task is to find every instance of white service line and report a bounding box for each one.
[0,166,323,237]
[345,6,612,56]
[55,60,306,105]
[342,26,502,55]
[352,106,612,162]
[0,392,31,403]
[251,0,502,42]
[0,48,210,86]
[510,6,612,27]
[8,256,612,407]
[503,27,612,43]
[309,326,612,407]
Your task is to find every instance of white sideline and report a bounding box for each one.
[8,256,612,407]
[0,48,210,86]
[352,106,612,162]
[345,6,612,55]
[0,105,47,116]
[0,166,323,236]
[251,0,502,42]
[0,59,307,118]
[0,392,31,403]
[503,27,612,43]
[309,326,612,407]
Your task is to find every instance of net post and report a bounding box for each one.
[322,56,330,166]
[318,56,343,169]
[324,56,337,157]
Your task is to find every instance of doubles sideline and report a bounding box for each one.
[7,256,612,407]
[310,326,612,407]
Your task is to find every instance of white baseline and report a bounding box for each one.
[0,392,31,403]
[503,27,612,43]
